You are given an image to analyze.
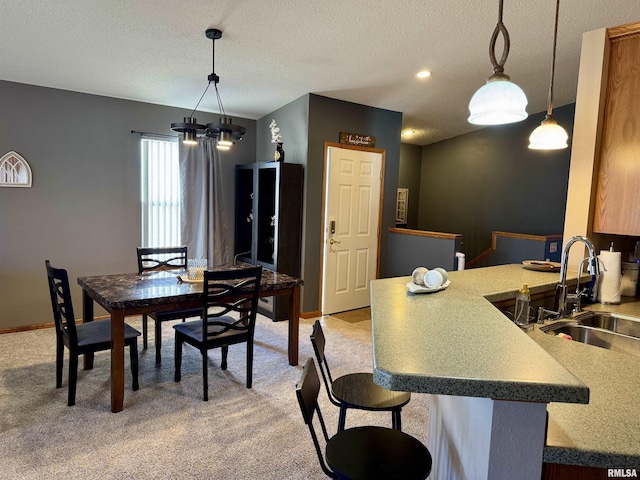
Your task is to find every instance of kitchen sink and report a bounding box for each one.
[541,313,640,359]
[575,312,640,339]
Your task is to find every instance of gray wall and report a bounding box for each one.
[474,237,562,268]
[307,95,402,313]
[386,231,462,276]
[253,94,402,314]
[0,80,256,329]
[417,103,575,263]
[398,143,422,229]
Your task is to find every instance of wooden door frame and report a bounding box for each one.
[318,142,386,314]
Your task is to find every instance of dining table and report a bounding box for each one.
[77,265,303,413]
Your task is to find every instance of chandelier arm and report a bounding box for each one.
[547,0,560,117]
[214,84,226,116]
[189,83,211,118]
[488,0,510,74]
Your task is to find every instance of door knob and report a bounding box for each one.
[329,238,341,245]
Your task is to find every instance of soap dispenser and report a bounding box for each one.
[514,284,531,326]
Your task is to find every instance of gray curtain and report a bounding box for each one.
[179,137,230,267]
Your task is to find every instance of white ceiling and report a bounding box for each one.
[1,0,639,145]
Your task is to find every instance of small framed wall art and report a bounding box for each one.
[0,151,32,187]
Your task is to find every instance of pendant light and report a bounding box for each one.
[528,0,569,150]
[468,0,528,125]
[171,29,246,149]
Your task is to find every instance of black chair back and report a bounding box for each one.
[137,246,187,273]
[310,320,340,406]
[296,358,334,478]
[45,260,78,346]
[201,266,262,342]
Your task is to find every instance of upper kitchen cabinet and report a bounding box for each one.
[564,21,640,265]
[592,23,640,236]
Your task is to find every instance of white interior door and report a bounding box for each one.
[322,146,382,315]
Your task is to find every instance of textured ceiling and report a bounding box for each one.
[1,0,639,145]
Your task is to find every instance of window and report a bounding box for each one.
[140,138,181,247]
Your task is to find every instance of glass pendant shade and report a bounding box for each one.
[468,78,528,125]
[528,0,568,151]
[528,117,568,150]
[468,0,528,126]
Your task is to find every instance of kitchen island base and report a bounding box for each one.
[428,395,547,480]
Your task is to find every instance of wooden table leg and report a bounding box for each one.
[288,286,300,366]
[110,310,125,413]
[82,289,95,370]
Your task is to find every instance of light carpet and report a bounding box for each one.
[0,315,430,479]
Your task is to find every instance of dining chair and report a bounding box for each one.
[310,319,411,432]
[136,246,201,364]
[173,266,262,401]
[45,260,141,406]
[296,358,432,479]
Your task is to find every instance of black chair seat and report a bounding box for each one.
[150,307,202,323]
[327,425,432,480]
[173,316,242,345]
[77,320,141,347]
[332,373,411,411]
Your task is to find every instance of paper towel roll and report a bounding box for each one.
[597,250,621,304]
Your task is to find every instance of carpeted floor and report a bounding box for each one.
[0,314,430,479]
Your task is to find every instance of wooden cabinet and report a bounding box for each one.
[592,23,640,235]
[235,161,303,321]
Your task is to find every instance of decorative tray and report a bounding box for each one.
[522,260,561,272]
[406,280,451,294]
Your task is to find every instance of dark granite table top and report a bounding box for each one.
[78,266,303,310]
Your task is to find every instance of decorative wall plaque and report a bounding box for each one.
[0,151,32,187]
[339,132,376,147]
[396,188,408,223]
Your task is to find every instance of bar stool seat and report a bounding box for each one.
[311,320,410,431]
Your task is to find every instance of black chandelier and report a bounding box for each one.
[171,29,246,150]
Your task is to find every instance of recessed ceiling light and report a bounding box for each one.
[416,70,431,79]
[402,129,415,136]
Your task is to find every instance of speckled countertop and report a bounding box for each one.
[530,300,640,468]
[370,263,640,468]
[371,264,588,403]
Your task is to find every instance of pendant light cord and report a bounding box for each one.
[546,0,560,117]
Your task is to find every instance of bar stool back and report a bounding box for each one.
[296,358,432,479]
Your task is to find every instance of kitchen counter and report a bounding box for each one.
[530,299,640,468]
[370,263,640,473]
[371,264,588,403]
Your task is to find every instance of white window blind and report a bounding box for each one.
[140,137,181,247]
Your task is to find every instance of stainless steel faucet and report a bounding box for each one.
[537,235,600,322]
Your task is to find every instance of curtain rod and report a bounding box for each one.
[130,130,178,140]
